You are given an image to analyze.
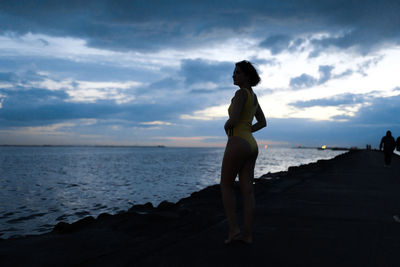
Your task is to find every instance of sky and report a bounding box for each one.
[1,0,400,148]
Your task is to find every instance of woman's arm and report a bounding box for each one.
[224,89,246,133]
[251,100,266,133]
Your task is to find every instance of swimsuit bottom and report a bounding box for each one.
[230,123,258,153]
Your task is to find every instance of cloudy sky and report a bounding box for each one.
[1,0,400,147]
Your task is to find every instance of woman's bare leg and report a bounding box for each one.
[238,148,258,243]
[221,137,253,243]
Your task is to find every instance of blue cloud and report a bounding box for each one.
[318,65,334,84]
[290,93,366,108]
[0,69,46,84]
[248,57,277,66]
[1,0,400,53]
[0,84,160,126]
[351,94,400,125]
[333,69,353,79]
[179,59,233,86]
[0,58,236,129]
[0,56,157,82]
[0,72,17,82]
[259,35,292,55]
[289,74,317,89]
[259,35,306,54]
[1,1,400,146]
[257,94,400,147]
[0,81,227,129]
[289,65,336,89]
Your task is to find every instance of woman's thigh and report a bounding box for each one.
[221,137,253,184]
[239,149,258,191]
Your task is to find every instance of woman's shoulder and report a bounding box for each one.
[234,88,248,100]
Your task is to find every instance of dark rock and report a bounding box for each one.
[53,222,70,233]
[128,202,154,213]
[157,201,175,210]
[53,216,95,234]
[97,213,112,220]
[288,166,298,173]
[177,205,193,216]
[144,211,180,221]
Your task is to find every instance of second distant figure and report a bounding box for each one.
[379,130,396,166]
[221,60,266,244]
[396,136,400,152]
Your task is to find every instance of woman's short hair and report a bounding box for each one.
[235,60,261,87]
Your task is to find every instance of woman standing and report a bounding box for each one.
[221,60,266,244]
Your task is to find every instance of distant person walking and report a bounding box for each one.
[221,60,266,244]
[379,130,396,166]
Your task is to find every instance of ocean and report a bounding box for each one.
[0,146,345,239]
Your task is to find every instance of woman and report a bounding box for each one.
[221,60,266,244]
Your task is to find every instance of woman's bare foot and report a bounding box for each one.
[238,233,252,244]
[224,229,241,244]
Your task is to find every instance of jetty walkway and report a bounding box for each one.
[1,150,400,266]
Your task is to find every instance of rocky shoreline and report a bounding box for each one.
[1,150,400,266]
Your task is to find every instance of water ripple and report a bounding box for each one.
[0,146,344,238]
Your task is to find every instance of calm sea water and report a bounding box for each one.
[0,146,345,238]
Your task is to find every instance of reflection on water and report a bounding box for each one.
[0,146,344,238]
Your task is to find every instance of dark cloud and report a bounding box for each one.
[0,85,190,127]
[289,38,306,52]
[0,56,156,82]
[289,65,336,89]
[259,35,292,55]
[179,59,233,86]
[0,60,234,129]
[257,118,346,146]
[1,0,399,53]
[308,1,400,55]
[259,35,306,55]
[0,87,99,121]
[318,65,334,84]
[331,114,352,121]
[333,69,353,79]
[257,94,400,147]
[137,59,235,97]
[1,1,400,146]
[0,80,226,128]
[0,72,17,82]
[289,73,317,89]
[248,57,277,66]
[147,77,182,91]
[351,94,400,126]
[290,93,366,108]
[189,87,231,94]
[356,56,383,76]
[37,38,49,46]
[0,0,253,51]
[311,15,400,55]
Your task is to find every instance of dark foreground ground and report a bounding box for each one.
[1,150,400,267]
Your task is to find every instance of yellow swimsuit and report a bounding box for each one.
[228,88,258,152]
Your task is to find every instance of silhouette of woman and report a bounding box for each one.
[221,60,266,244]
